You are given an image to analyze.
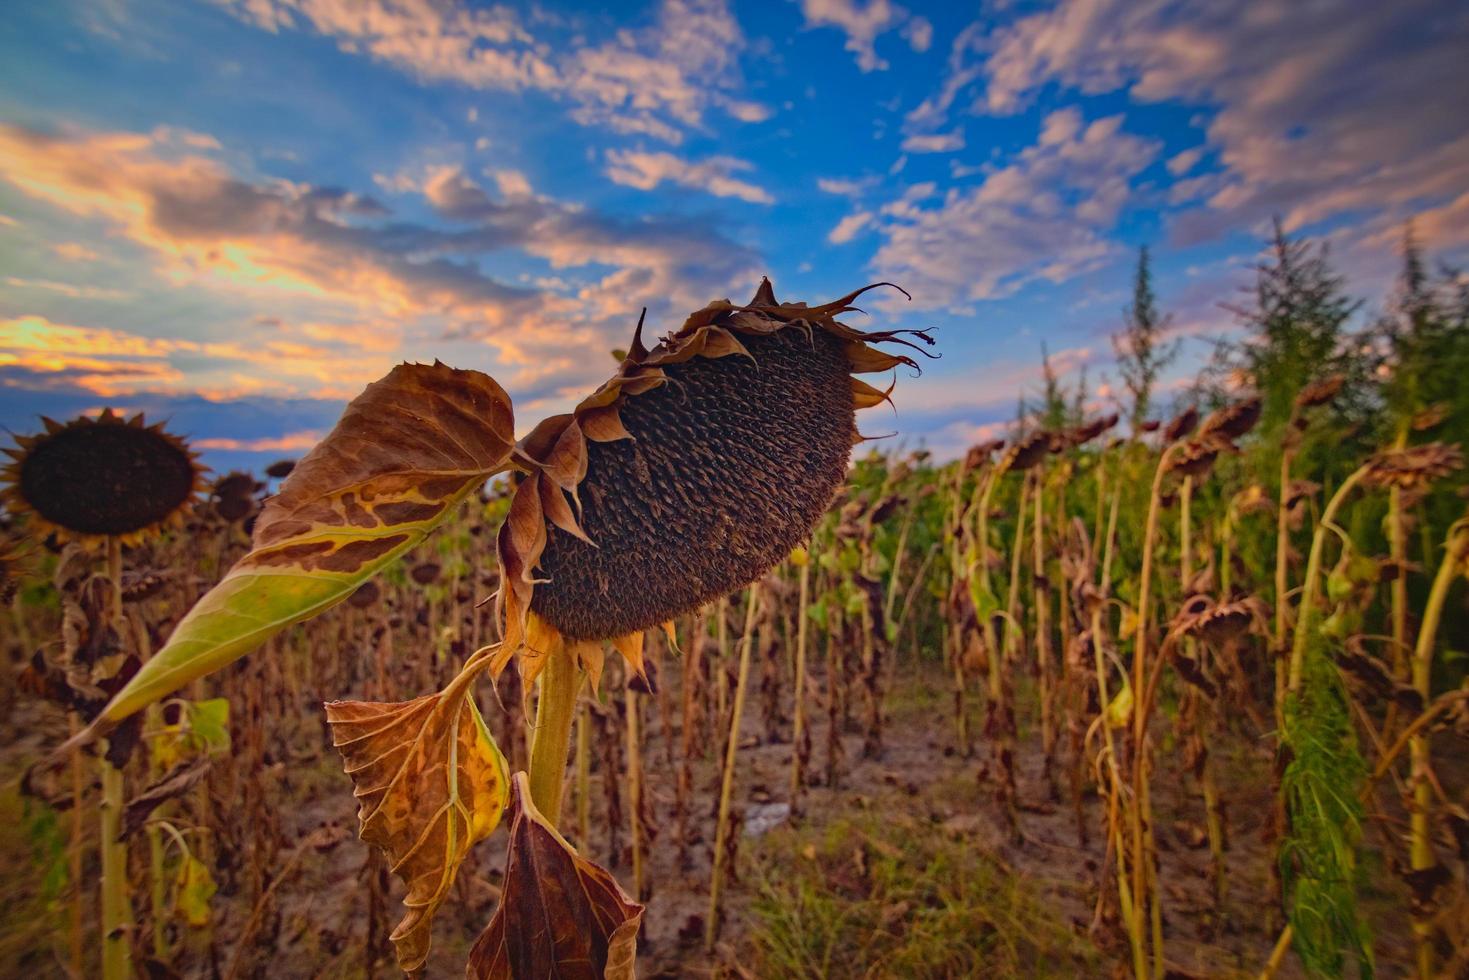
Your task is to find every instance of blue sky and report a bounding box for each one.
[2,0,1466,472]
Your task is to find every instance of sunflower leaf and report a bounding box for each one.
[326,664,509,974]
[468,772,643,980]
[95,362,514,724]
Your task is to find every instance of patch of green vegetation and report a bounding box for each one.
[0,786,70,971]
[747,810,1097,978]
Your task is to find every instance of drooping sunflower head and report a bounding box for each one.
[2,410,205,544]
[1365,441,1464,491]
[495,279,933,681]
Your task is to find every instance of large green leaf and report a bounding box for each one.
[96,361,514,725]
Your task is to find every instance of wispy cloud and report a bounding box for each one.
[194,429,322,452]
[966,0,1469,249]
[218,0,768,144]
[797,0,931,72]
[605,149,774,203]
[900,129,964,154]
[827,211,872,244]
[872,109,1160,308]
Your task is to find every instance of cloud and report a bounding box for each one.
[975,0,1469,248]
[827,211,872,244]
[219,0,768,144]
[1166,147,1203,176]
[871,110,1159,308]
[605,149,774,204]
[901,129,964,153]
[817,175,879,197]
[193,429,322,452]
[52,242,101,261]
[0,314,395,399]
[798,0,928,72]
[2,277,131,300]
[901,16,933,54]
[219,0,554,89]
[0,123,759,387]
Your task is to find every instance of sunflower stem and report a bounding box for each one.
[789,557,811,814]
[1408,517,1468,978]
[528,647,582,828]
[706,588,761,951]
[100,535,132,980]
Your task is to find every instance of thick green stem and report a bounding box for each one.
[1408,518,1468,978]
[1285,467,1368,693]
[1273,449,1294,732]
[528,648,582,827]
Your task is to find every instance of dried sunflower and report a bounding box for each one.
[963,439,1006,474]
[1163,405,1198,443]
[1167,439,1221,479]
[490,280,933,685]
[2,410,204,544]
[997,430,1051,474]
[1294,373,1346,411]
[1198,395,1262,444]
[1070,412,1119,447]
[1365,442,1464,491]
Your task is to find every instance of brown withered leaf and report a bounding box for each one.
[326,660,508,974]
[90,361,516,729]
[468,772,644,980]
[119,758,211,841]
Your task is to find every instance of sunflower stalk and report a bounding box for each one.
[528,646,583,827]
[789,552,812,816]
[706,589,761,950]
[100,536,132,980]
[1407,515,1469,978]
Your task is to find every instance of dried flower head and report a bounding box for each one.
[1411,403,1450,432]
[1294,373,1346,411]
[1163,405,1198,443]
[1198,395,1262,444]
[2,410,204,543]
[494,280,933,679]
[1284,479,1321,509]
[1070,412,1119,447]
[1231,483,1275,517]
[1000,430,1051,473]
[1365,442,1464,491]
[1167,440,1220,480]
[265,458,297,479]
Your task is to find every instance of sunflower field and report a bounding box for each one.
[2,225,1468,979]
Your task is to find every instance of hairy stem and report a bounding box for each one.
[528,646,582,827]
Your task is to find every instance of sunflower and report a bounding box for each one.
[1364,441,1464,491]
[492,279,932,685]
[1,410,205,544]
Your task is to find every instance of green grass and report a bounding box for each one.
[747,810,1097,978]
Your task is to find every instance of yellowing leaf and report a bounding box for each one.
[95,363,514,726]
[1106,681,1134,730]
[467,772,643,980]
[176,855,216,929]
[325,660,509,973]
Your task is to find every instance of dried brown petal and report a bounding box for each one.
[468,773,643,980]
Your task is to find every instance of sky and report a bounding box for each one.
[2,0,1467,473]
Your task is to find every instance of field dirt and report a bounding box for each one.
[2,644,1431,979]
